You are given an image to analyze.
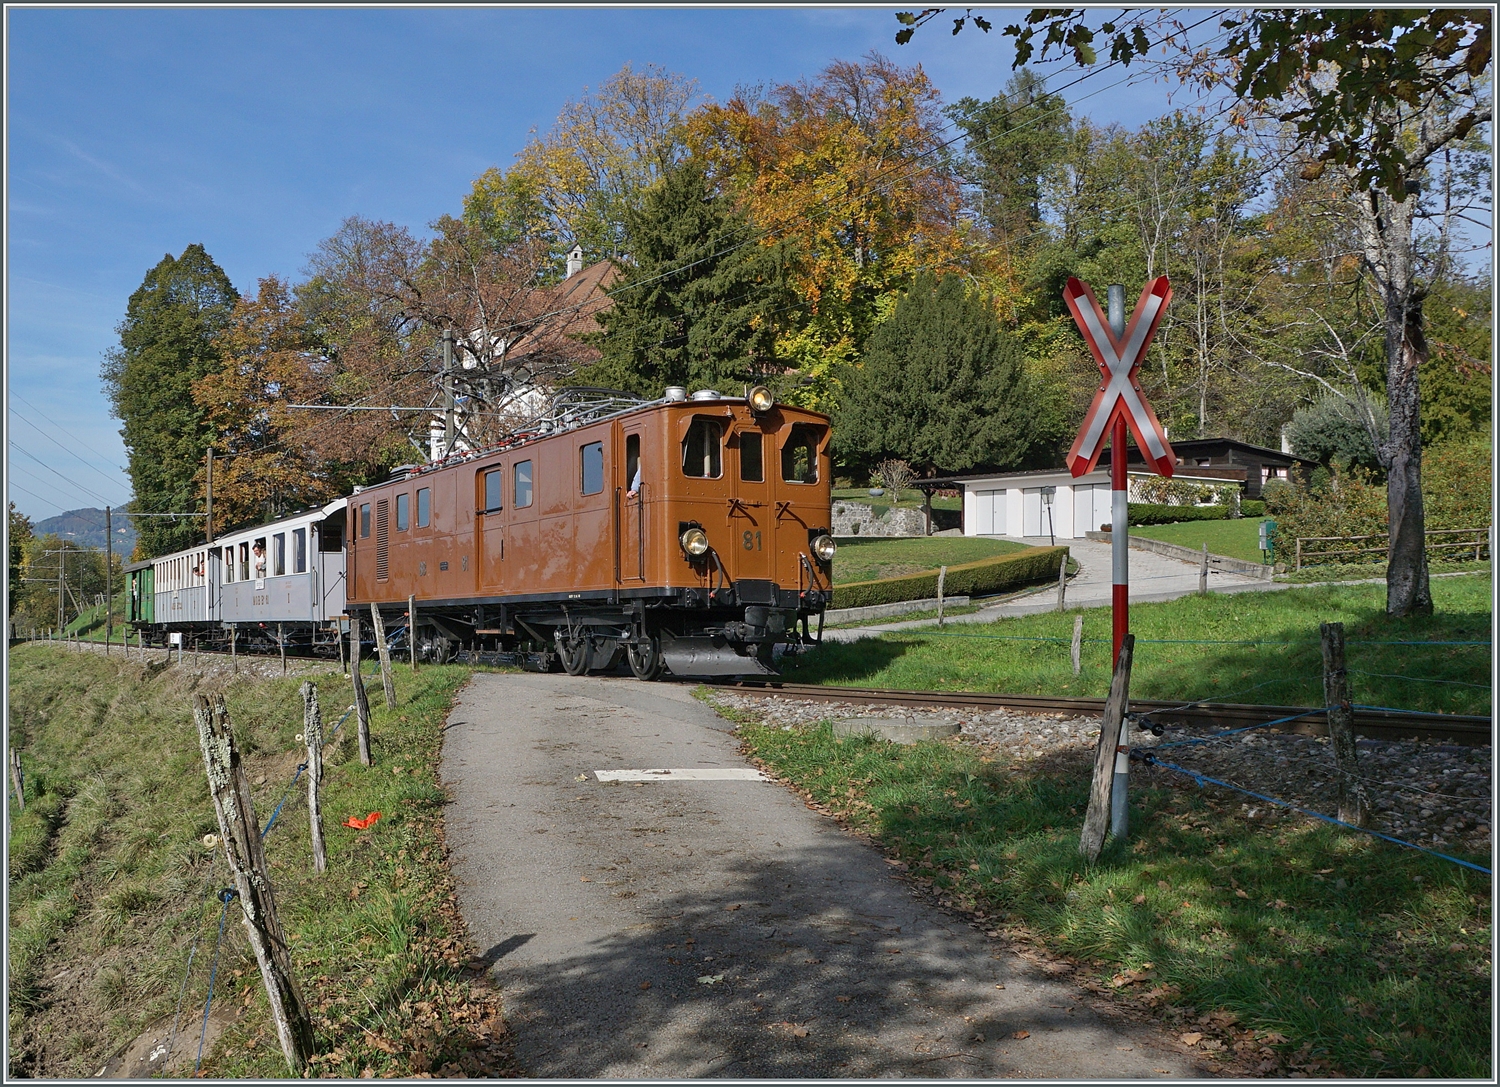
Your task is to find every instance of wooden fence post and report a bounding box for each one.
[1057,554,1067,611]
[300,683,327,874]
[1320,622,1371,827]
[349,617,372,766]
[193,693,316,1073]
[1199,543,1209,595]
[10,749,25,812]
[936,565,947,627]
[1080,633,1134,862]
[408,595,417,672]
[1071,614,1083,677]
[278,622,287,675]
[336,620,347,676]
[369,605,397,709]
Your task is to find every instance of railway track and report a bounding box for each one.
[715,680,1493,746]
[26,640,1491,745]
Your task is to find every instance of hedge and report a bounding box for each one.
[1124,503,1230,526]
[1240,500,1266,517]
[831,546,1067,610]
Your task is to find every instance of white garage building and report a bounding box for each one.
[958,466,1231,540]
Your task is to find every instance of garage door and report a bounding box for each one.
[973,489,1005,535]
[1073,484,1113,534]
[1021,488,1043,537]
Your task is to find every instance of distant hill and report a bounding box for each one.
[32,508,138,554]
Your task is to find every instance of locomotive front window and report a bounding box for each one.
[483,470,502,512]
[782,424,821,484]
[514,460,533,508]
[682,418,723,478]
[273,533,286,576]
[293,529,307,573]
[417,487,431,527]
[581,442,604,495]
[739,431,764,482]
[396,493,410,531]
[360,503,371,538]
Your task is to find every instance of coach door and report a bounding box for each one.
[617,429,646,583]
[731,421,772,582]
[477,465,504,593]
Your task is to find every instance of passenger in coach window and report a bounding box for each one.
[252,542,266,579]
[628,462,642,498]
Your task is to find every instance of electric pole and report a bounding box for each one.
[106,507,113,653]
[442,329,455,458]
[57,549,65,633]
[206,447,214,545]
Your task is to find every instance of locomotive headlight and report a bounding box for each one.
[680,526,710,557]
[811,534,836,563]
[747,385,775,414]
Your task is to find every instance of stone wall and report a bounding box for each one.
[832,500,927,538]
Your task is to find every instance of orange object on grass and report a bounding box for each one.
[341,811,382,830]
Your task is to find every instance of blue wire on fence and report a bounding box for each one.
[1349,669,1493,689]
[259,704,357,841]
[195,888,238,1076]
[1353,703,1493,719]
[1149,707,1329,750]
[1136,751,1492,876]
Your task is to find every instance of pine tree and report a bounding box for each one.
[582,162,790,397]
[835,273,1039,477]
[100,244,238,556]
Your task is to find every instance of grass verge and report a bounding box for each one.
[7,646,515,1079]
[833,536,1031,584]
[782,575,1492,716]
[1276,560,1491,584]
[731,715,1491,1078]
[1131,518,1269,564]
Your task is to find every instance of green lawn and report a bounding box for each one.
[732,717,1491,1078]
[785,573,1492,716]
[833,536,1032,585]
[1131,516,1269,563]
[833,487,962,513]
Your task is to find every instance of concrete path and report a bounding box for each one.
[824,535,1284,643]
[442,673,1207,1078]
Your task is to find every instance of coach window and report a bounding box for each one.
[581,442,604,495]
[781,423,821,484]
[483,469,502,513]
[681,418,723,478]
[417,487,431,527]
[514,460,533,508]
[739,431,764,482]
[360,503,371,539]
[273,533,286,576]
[292,529,307,573]
[239,542,250,582]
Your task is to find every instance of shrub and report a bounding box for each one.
[1261,479,1293,512]
[1126,503,1230,526]
[831,546,1066,609]
[1422,436,1491,530]
[1240,500,1266,517]
[1270,467,1388,564]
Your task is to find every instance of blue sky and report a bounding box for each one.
[6,5,1204,523]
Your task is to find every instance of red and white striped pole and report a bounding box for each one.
[1106,284,1130,839]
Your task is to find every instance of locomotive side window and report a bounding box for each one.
[417,487,431,527]
[396,493,410,531]
[782,424,821,484]
[581,442,604,495]
[273,533,286,576]
[360,503,371,538]
[626,435,641,492]
[514,460,533,508]
[682,418,723,478]
[483,470,502,512]
[293,528,307,573]
[739,431,764,482]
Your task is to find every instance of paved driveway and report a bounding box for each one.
[442,673,1207,1078]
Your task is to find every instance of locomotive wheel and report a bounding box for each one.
[627,633,664,681]
[558,636,591,676]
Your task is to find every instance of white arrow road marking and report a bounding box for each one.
[593,768,770,782]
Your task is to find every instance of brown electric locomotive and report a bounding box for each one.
[345,386,836,678]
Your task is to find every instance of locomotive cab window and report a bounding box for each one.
[682,418,723,478]
[396,493,410,531]
[581,442,604,495]
[782,424,822,484]
[625,434,641,492]
[515,460,533,508]
[739,431,764,482]
[360,503,371,538]
[417,487,431,527]
[483,469,502,513]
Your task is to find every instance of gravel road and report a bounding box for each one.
[441,673,1208,1078]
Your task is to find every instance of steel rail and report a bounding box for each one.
[714,681,1492,745]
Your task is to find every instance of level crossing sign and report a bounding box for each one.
[1063,276,1176,478]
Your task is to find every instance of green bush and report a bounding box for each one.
[1240,500,1266,517]
[1126,503,1230,526]
[831,546,1066,609]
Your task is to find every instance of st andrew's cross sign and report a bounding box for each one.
[1064,276,1175,479]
